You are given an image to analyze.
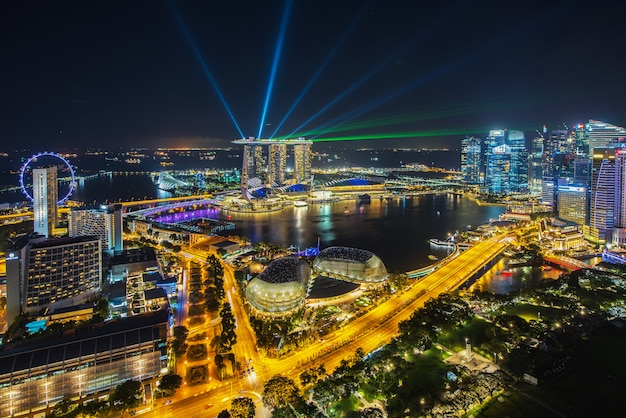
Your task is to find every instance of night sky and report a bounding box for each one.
[3,0,625,150]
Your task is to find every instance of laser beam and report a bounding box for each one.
[257,0,294,139]
[268,0,373,139]
[168,1,245,138]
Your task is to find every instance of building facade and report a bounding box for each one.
[590,148,616,242]
[461,136,482,184]
[5,236,102,324]
[0,310,169,417]
[69,204,123,253]
[33,166,58,238]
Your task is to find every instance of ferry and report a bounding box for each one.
[428,255,438,261]
[293,200,308,207]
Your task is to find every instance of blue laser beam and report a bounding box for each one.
[168,1,246,139]
[257,0,294,139]
[268,0,374,139]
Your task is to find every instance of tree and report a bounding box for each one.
[110,379,142,410]
[173,325,189,341]
[230,396,255,418]
[360,407,385,417]
[220,303,237,352]
[262,375,302,411]
[159,373,182,396]
[172,325,189,356]
[48,398,77,417]
[217,410,231,418]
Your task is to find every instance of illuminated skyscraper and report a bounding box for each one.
[584,120,626,154]
[529,134,544,193]
[613,149,626,228]
[590,148,615,242]
[486,143,511,194]
[460,136,482,184]
[508,130,528,192]
[484,130,506,193]
[541,129,571,206]
[293,140,312,184]
[33,166,58,238]
[268,143,287,186]
[482,130,528,193]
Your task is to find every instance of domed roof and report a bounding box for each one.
[257,257,304,284]
[317,246,374,263]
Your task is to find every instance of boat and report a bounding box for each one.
[293,200,308,207]
[428,255,438,261]
[542,266,553,271]
[501,269,513,276]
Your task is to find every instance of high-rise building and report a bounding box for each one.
[481,129,528,194]
[508,130,529,192]
[541,129,572,206]
[460,136,482,184]
[5,235,102,324]
[584,120,626,154]
[529,134,544,193]
[69,204,123,254]
[613,149,626,228]
[486,143,511,194]
[557,183,587,226]
[590,148,616,242]
[293,140,312,184]
[33,166,58,238]
[268,143,287,186]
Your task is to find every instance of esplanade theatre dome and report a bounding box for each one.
[312,246,388,284]
[246,257,312,315]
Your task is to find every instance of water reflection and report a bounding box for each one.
[228,195,504,272]
[469,258,566,294]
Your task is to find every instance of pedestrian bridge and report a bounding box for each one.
[543,255,589,271]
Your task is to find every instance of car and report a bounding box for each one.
[204,403,214,409]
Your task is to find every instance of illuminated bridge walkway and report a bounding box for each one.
[131,197,219,217]
[543,255,589,271]
[407,245,462,278]
[386,175,464,188]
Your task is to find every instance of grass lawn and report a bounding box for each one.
[438,317,491,352]
[500,303,569,323]
[470,391,556,418]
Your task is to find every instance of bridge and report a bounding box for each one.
[407,245,462,278]
[543,255,589,271]
[601,250,626,265]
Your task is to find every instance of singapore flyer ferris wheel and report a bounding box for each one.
[19,151,76,203]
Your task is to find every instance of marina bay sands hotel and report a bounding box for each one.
[232,137,313,195]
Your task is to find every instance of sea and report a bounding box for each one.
[0,147,569,293]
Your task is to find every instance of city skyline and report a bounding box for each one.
[3,0,626,150]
